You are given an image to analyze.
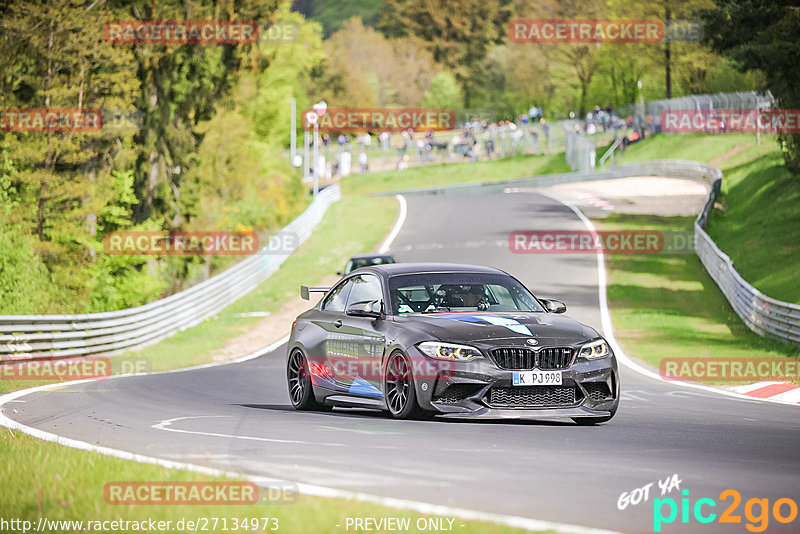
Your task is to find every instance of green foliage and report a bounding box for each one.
[421,71,464,110]
[700,0,800,171]
[251,5,326,144]
[295,0,385,37]
[0,226,64,314]
[0,0,324,315]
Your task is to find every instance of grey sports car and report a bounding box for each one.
[286,263,619,424]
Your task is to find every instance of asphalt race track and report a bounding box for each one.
[5,191,800,533]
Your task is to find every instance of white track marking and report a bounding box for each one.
[538,191,798,407]
[378,194,407,254]
[153,416,337,446]
[770,388,800,403]
[730,381,783,394]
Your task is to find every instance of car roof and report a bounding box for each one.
[355,262,507,277]
[349,253,395,260]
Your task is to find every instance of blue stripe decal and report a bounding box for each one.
[429,313,533,336]
[348,376,384,398]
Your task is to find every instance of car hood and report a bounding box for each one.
[394,311,599,346]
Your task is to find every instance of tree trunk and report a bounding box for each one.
[665,8,672,99]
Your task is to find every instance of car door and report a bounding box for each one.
[340,273,387,398]
[313,277,355,392]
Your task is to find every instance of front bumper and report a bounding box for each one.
[411,348,619,420]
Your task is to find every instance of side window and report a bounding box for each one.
[346,275,383,312]
[322,279,353,312]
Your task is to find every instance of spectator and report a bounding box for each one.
[358,151,368,173]
[621,130,641,151]
[398,129,410,161]
[540,118,551,152]
[529,125,539,154]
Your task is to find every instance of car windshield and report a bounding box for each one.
[346,256,396,274]
[388,273,545,315]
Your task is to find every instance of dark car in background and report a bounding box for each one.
[338,253,396,276]
[287,263,619,424]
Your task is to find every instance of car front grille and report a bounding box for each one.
[487,386,577,407]
[490,347,574,370]
[584,382,612,401]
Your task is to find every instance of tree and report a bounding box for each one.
[318,17,438,107]
[378,0,512,107]
[511,0,604,116]
[421,71,463,109]
[106,0,280,225]
[0,0,138,249]
[701,0,800,172]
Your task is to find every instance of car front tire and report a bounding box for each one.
[384,351,423,420]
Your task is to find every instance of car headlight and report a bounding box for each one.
[579,339,610,360]
[416,342,483,361]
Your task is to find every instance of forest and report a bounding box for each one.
[1,0,794,314]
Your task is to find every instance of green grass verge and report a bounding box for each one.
[342,153,570,196]
[0,430,540,534]
[598,214,800,376]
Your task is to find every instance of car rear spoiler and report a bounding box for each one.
[300,285,330,300]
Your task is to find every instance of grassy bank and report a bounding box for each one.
[706,145,800,303]
[343,153,570,195]
[612,132,762,164]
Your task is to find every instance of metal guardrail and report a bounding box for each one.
[378,160,800,346]
[0,185,342,362]
[694,175,800,345]
[599,138,622,169]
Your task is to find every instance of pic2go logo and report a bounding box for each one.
[653,489,798,532]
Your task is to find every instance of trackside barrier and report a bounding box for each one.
[0,185,342,362]
[377,160,800,346]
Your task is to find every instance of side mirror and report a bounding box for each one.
[346,299,382,318]
[541,298,567,314]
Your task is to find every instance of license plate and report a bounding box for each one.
[512,370,562,386]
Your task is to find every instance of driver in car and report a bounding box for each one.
[444,284,490,310]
